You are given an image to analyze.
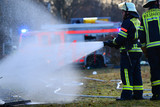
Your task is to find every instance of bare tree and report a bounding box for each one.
[41,0,105,23]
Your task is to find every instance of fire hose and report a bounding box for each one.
[0,77,152,106]
[54,77,152,99]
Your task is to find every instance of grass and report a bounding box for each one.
[20,66,160,106]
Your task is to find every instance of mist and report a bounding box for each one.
[0,0,103,103]
[0,41,103,103]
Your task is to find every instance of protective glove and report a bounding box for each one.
[103,40,114,47]
[103,40,120,49]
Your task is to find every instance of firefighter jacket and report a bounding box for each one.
[139,6,160,97]
[113,17,142,53]
[139,6,160,49]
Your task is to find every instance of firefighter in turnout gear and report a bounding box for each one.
[139,0,160,100]
[104,2,143,100]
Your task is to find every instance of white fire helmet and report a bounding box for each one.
[118,2,137,13]
[143,0,157,8]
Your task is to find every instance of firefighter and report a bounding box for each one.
[104,2,143,100]
[139,0,160,100]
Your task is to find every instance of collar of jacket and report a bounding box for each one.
[130,12,139,18]
[123,12,139,20]
[123,15,138,21]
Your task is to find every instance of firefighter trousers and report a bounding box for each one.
[147,46,160,99]
[120,52,143,100]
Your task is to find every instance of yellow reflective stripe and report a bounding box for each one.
[120,31,127,35]
[118,31,127,38]
[133,44,137,48]
[123,85,133,90]
[147,41,160,48]
[144,19,150,43]
[133,85,143,90]
[119,34,127,38]
[159,16,160,35]
[142,11,149,43]
[120,47,142,52]
[147,17,158,21]
[128,48,142,52]
[152,80,160,86]
[135,30,138,39]
[141,43,146,47]
[140,26,144,31]
[120,47,125,52]
[130,18,140,39]
[120,47,125,49]
[124,69,130,85]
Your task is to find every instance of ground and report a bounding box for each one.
[3,66,160,107]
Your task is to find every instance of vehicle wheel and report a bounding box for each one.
[86,55,104,68]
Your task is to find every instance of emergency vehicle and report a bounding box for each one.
[19,17,121,68]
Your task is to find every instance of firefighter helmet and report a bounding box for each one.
[143,0,157,8]
[118,2,137,13]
